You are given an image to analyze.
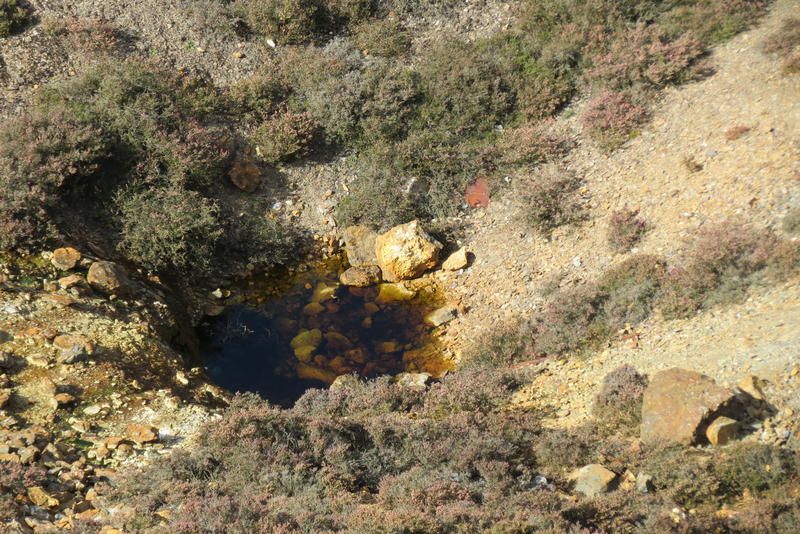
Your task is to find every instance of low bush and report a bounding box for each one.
[713,442,798,496]
[607,208,649,252]
[658,221,778,318]
[115,187,222,276]
[350,16,410,57]
[765,18,800,74]
[587,26,708,91]
[658,0,770,44]
[232,0,321,43]
[0,0,28,37]
[518,164,581,235]
[580,90,649,150]
[226,74,288,121]
[250,109,318,165]
[592,365,648,432]
[64,17,124,53]
[496,125,565,167]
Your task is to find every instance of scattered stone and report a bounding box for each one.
[126,424,159,444]
[394,372,431,389]
[0,389,10,408]
[228,154,262,192]
[87,261,130,294]
[53,393,77,407]
[27,487,58,508]
[342,225,379,266]
[706,416,739,446]
[303,302,325,315]
[58,274,84,289]
[376,283,416,303]
[83,405,102,416]
[53,335,93,364]
[737,375,766,401]
[569,464,618,496]
[40,294,76,308]
[51,248,81,270]
[636,473,653,493]
[640,368,736,445]
[339,265,382,287]
[442,248,469,271]
[425,305,457,327]
[375,220,443,282]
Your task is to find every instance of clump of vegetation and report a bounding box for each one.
[764,17,800,74]
[350,16,411,57]
[607,208,649,252]
[580,90,649,150]
[783,207,800,235]
[0,0,28,37]
[518,164,581,235]
[592,365,648,431]
[250,109,318,165]
[64,17,124,53]
[232,0,321,43]
[658,221,781,318]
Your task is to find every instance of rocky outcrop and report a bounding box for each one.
[640,368,736,445]
[375,220,443,282]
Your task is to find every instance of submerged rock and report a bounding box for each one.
[375,220,443,282]
[339,265,382,287]
[291,329,322,350]
[297,362,338,385]
[375,283,416,303]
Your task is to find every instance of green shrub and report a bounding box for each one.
[325,0,374,26]
[0,110,110,248]
[461,321,534,369]
[642,446,723,508]
[250,109,318,165]
[764,18,800,75]
[116,187,222,276]
[592,365,648,432]
[232,0,321,43]
[783,207,800,235]
[607,208,649,252]
[713,443,798,496]
[0,0,28,37]
[226,74,288,121]
[350,16,410,57]
[518,164,581,235]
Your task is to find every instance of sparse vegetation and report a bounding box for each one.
[607,208,649,252]
[783,207,800,234]
[592,365,649,431]
[518,164,581,235]
[580,90,649,150]
[0,0,28,37]
[764,17,800,74]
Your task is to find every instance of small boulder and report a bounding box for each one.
[375,220,443,282]
[640,368,736,445]
[291,329,322,350]
[58,274,84,289]
[342,225,379,267]
[395,372,431,389]
[126,424,159,444]
[569,464,618,497]
[424,305,457,327]
[87,261,130,294]
[737,375,766,401]
[442,248,469,271]
[28,486,59,508]
[636,473,653,493]
[339,265,382,287]
[51,248,81,271]
[228,154,262,192]
[706,416,739,446]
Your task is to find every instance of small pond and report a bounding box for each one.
[198,259,451,407]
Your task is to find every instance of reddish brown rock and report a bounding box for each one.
[228,155,262,192]
[126,424,159,444]
[87,261,130,294]
[58,274,84,289]
[640,368,736,445]
[342,225,379,267]
[339,265,382,287]
[51,247,81,270]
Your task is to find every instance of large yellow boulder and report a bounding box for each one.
[375,220,442,282]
